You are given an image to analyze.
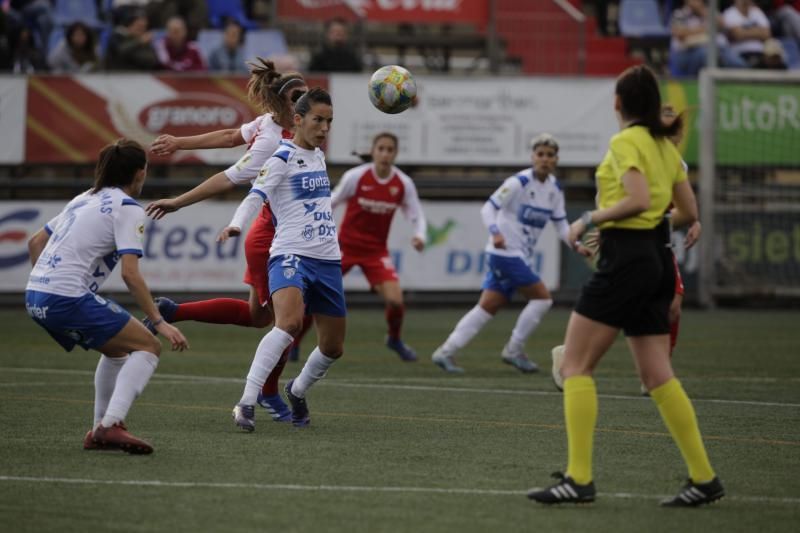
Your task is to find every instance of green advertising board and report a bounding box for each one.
[662,79,800,165]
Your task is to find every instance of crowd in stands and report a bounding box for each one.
[1,1,799,76]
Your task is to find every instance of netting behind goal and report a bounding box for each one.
[698,69,800,304]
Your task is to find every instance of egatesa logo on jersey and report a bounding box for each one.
[139,93,252,136]
[0,209,39,268]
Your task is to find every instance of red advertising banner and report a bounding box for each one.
[277,0,488,25]
[25,75,328,164]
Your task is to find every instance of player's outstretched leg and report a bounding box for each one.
[144,297,260,333]
[431,304,493,373]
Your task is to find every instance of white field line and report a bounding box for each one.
[2,367,800,409]
[0,475,797,505]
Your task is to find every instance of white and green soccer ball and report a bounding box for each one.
[368,65,417,114]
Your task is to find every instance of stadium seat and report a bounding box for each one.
[53,0,103,28]
[207,0,259,30]
[196,29,224,63]
[619,0,670,38]
[781,37,800,69]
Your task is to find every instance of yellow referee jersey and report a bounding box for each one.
[595,125,687,230]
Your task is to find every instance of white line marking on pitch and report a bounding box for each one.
[2,367,799,409]
[0,475,797,505]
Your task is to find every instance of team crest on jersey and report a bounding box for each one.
[389,186,399,196]
[302,224,314,241]
[303,202,317,215]
[256,167,268,185]
[283,267,296,279]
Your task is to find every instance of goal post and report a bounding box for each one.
[698,68,800,306]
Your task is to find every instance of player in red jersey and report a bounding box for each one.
[144,58,312,419]
[332,132,427,361]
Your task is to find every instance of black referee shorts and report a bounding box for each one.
[574,224,675,336]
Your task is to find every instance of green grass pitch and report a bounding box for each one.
[1,306,798,532]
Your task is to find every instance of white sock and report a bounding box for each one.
[442,305,493,352]
[101,351,159,427]
[93,354,127,426]
[240,327,294,405]
[290,347,336,398]
[507,299,553,354]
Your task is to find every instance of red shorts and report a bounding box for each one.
[243,206,275,306]
[673,254,684,296]
[341,252,398,287]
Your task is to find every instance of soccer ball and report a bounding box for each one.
[368,65,417,114]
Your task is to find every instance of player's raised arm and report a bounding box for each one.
[146,172,236,220]
[150,128,245,156]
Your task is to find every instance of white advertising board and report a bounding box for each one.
[0,77,27,164]
[328,74,618,166]
[0,200,560,293]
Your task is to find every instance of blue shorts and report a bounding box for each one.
[25,290,132,352]
[481,254,541,300]
[268,254,346,317]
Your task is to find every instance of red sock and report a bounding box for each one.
[173,298,254,327]
[261,348,289,396]
[669,316,680,357]
[386,304,404,340]
[292,314,314,350]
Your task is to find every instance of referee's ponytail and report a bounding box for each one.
[615,65,681,139]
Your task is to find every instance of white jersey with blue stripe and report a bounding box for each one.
[26,187,145,297]
[251,140,340,261]
[484,170,566,264]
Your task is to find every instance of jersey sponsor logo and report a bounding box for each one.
[303,201,318,215]
[291,171,331,200]
[255,164,268,184]
[44,253,61,269]
[314,211,333,221]
[361,185,374,191]
[517,205,550,228]
[302,224,315,241]
[0,208,38,268]
[356,197,398,215]
[138,94,251,136]
[26,302,49,319]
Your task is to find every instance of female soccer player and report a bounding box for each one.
[218,88,343,432]
[528,66,723,507]
[331,132,426,361]
[431,134,590,374]
[145,58,311,421]
[25,139,189,454]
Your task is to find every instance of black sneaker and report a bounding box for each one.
[527,472,596,504]
[284,379,310,427]
[661,477,725,507]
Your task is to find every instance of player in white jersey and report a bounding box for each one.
[432,134,590,374]
[25,139,188,454]
[145,60,312,421]
[218,88,343,431]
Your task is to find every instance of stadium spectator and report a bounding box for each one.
[308,18,363,72]
[332,133,427,362]
[6,0,53,51]
[208,20,248,73]
[145,59,310,422]
[47,21,99,73]
[431,134,591,375]
[528,65,723,507]
[104,9,161,71]
[25,138,188,455]
[767,0,800,46]
[9,25,48,73]
[670,0,747,75]
[221,88,343,432]
[722,0,772,66]
[154,15,206,71]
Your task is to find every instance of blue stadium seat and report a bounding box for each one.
[781,37,800,69]
[54,0,102,28]
[207,0,258,30]
[48,27,65,55]
[243,30,288,63]
[196,29,224,63]
[619,0,670,38]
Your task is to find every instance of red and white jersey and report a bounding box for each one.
[224,113,291,185]
[332,163,426,256]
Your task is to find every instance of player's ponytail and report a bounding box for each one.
[92,139,147,194]
[247,57,305,126]
[615,65,682,139]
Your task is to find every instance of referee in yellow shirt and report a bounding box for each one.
[528,66,724,507]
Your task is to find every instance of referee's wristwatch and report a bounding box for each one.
[581,210,595,229]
